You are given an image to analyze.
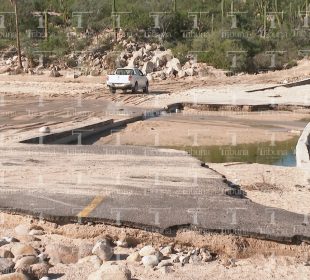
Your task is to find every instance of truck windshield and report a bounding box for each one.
[115,69,134,75]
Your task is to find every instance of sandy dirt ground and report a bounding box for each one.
[96,111,308,147]
[209,163,310,216]
[0,59,310,107]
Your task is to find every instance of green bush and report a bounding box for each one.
[171,42,191,65]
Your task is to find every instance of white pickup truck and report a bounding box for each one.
[107,67,149,94]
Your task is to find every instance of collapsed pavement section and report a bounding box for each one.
[0,145,309,244]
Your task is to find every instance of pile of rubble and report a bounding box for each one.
[64,41,212,80]
[0,222,220,280]
[113,41,209,81]
[0,42,213,80]
[0,47,54,76]
[0,224,51,280]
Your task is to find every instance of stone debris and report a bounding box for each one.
[159,266,174,274]
[160,246,173,256]
[88,263,131,280]
[141,255,159,268]
[14,256,38,272]
[78,243,94,259]
[0,223,218,279]
[45,244,78,264]
[0,40,212,80]
[139,245,156,257]
[0,258,14,274]
[92,240,114,262]
[29,263,50,279]
[77,255,102,270]
[11,244,37,258]
[126,252,141,263]
[0,272,29,280]
[158,260,172,267]
[28,230,44,236]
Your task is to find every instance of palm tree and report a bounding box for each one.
[10,0,22,68]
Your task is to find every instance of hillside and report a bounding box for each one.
[0,0,310,74]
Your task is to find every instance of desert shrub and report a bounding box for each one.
[37,32,69,56]
[171,42,191,65]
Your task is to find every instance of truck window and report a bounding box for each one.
[115,69,134,75]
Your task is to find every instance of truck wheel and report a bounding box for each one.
[109,87,116,94]
[132,82,138,93]
[143,82,149,93]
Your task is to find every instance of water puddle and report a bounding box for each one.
[173,137,298,167]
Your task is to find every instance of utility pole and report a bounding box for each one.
[112,0,117,41]
[275,0,278,11]
[10,0,22,68]
[263,3,267,37]
[44,11,48,39]
[221,0,224,30]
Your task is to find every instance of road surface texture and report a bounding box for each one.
[0,144,309,243]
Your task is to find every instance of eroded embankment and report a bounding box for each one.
[2,212,310,260]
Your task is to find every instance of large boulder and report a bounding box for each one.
[92,240,114,262]
[151,50,173,69]
[182,61,191,70]
[45,244,79,265]
[0,248,14,258]
[90,69,100,76]
[127,49,143,67]
[139,245,156,257]
[177,70,187,78]
[142,255,159,268]
[126,252,141,263]
[165,67,177,77]
[185,68,195,76]
[88,263,131,280]
[14,256,38,272]
[49,68,61,77]
[145,44,153,53]
[0,273,28,280]
[142,61,155,74]
[0,258,14,274]
[166,58,182,72]
[0,66,11,74]
[78,256,102,270]
[78,243,94,259]
[29,263,50,279]
[146,73,154,82]
[2,47,17,60]
[9,67,23,75]
[11,244,37,258]
[160,246,173,256]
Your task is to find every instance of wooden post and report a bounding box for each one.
[221,0,224,30]
[263,3,267,37]
[112,0,117,42]
[45,11,48,39]
[13,0,22,68]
